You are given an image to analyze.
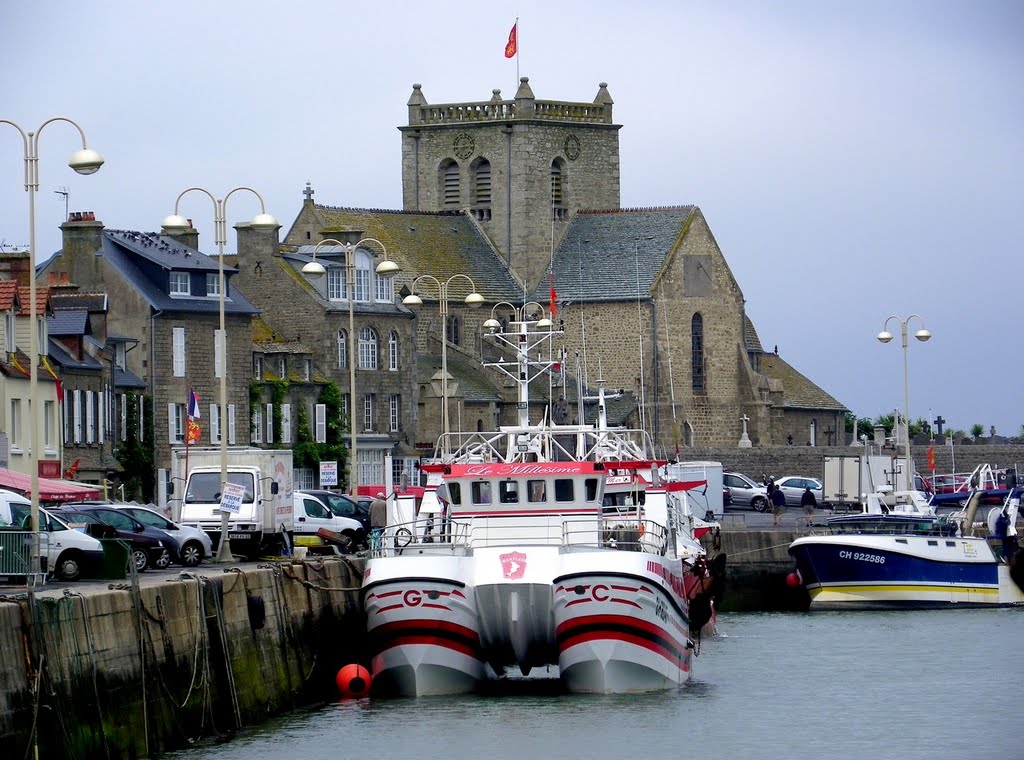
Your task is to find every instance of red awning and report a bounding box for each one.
[0,468,101,502]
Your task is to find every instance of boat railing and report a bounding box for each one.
[433,425,655,464]
[369,515,668,555]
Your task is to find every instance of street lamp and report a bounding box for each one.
[403,275,484,458]
[877,314,931,491]
[1,117,103,578]
[162,188,278,562]
[301,238,399,496]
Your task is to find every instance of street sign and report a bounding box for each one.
[320,460,339,487]
[219,481,246,514]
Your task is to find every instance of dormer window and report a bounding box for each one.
[277,356,286,378]
[169,271,190,296]
[253,355,264,380]
[37,316,47,353]
[115,343,127,371]
[4,312,13,353]
[304,359,312,381]
[206,273,221,297]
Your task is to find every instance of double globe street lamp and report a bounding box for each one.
[877,314,931,490]
[402,275,483,458]
[1,117,103,578]
[301,238,399,496]
[162,188,278,562]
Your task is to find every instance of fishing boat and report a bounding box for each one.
[362,309,724,696]
[788,484,1024,609]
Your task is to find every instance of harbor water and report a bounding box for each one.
[168,609,1021,760]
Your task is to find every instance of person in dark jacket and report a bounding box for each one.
[370,492,387,550]
[801,487,818,527]
[771,486,786,527]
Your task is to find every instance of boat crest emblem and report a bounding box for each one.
[500,551,527,580]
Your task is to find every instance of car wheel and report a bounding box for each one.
[154,550,172,569]
[54,551,83,581]
[180,541,204,567]
[132,548,149,573]
[752,496,769,513]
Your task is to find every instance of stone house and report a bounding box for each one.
[43,216,259,477]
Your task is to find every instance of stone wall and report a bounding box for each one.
[0,560,365,757]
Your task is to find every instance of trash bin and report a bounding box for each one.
[96,538,130,580]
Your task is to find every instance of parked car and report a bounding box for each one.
[0,490,105,580]
[106,504,212,567]
[723,472,770,512]
[293,492,367,545]
[51,506,176,572]
[299,490,371,534]
[773,476,824,507]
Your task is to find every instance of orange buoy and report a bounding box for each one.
[336,664,372,698]
[786,572,802,588]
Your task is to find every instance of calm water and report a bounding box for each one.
[169,609,1022,760]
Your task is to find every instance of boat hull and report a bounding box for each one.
[789,534,1024,609]
[553,554,692,693]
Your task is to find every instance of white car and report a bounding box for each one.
[723,472,770,512]
[773,476,824,507]
[107,503,213,567]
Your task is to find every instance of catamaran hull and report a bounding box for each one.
[553,564,692,694]
[789,535,1024,609]
[363,557,484,697]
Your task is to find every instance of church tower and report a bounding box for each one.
[400,78,621,290]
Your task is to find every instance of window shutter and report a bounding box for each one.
[120,393,127,441]
[282,404,292,444]
[211,403,220,444]
[266,402,274,443]
[98,391,105,444]
[64,388,72,443]
[228,404,236,445]
[214,329,223,379]
[173,327,185,377]
[252,406,263,443]
[138,395,145,440]
[167,403,177,444]
[315,403,326,443]
[73,390,83,444]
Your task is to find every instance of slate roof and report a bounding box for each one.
[302,206,524,302]
[48,309,89,337]
[743,315,764,354]
[528,207,696,305]
[415,354,503,403]
[98,231,259,316]
[758,353,848,412]
[50,293,107,311]
[114,367,147,389]
[48,339,102,370]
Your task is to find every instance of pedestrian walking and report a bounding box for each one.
[370,492,387,551]
[801,487,817,527]
[771,485,786,527]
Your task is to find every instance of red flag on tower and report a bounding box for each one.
[505,22,518,58]
[548,271,557,317]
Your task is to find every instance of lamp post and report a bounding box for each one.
[483,302,553,428]
[877,315,931,490]
[162,188,278,562]
[302,238,399,496]
[1,117,103,577]
[403,275,484,458]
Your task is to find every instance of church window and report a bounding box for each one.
[337,330,347,368]
[440,159,460,207]
[551,159,568,220]
[691,313,705,391]
[388,330,399,370]
[446,315,460,346]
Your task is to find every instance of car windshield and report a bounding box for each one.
[186,472,255,503]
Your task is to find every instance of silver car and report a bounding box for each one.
[773,476,824,507]
[111,504,213,567]
[723,472,770,512]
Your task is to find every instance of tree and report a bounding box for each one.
[289,382,351,489]
[970,423,984,441]
[845,413,876,441]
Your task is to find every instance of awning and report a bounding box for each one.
[0,468,101,502]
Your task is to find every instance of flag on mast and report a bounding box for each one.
[548,271,558,317]
[505,22,518,58]
[187,387,202,444]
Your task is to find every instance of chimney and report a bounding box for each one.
[161,218,199,250]
[56,212,104,289]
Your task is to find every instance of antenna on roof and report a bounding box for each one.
[55,187,70,221]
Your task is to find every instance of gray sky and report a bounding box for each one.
[2,0,1021,437]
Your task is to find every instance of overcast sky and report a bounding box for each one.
[2,1,1021,438]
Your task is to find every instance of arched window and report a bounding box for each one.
[691,313,705,391]
[388,330,399,371]
[472,158,491,206]
[337,329,347,369]
[551,159,567,220]
[440,159,460,207]
[446,315,460,346]
[358,326,378,370]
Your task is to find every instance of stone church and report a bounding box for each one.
[284,78,847,452]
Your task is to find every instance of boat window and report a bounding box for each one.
[499,480,519,504]
[472,481,492,505]
[945,540,955,547]
[528,480,546,503]
[896,538,908,544]
[554,479,574,502]
[447,483,461,505]
[927,540,937,546]
[585,478,599,502]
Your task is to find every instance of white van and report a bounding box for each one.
[0,489,104,580]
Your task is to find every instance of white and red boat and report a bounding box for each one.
[362,311,723,696]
